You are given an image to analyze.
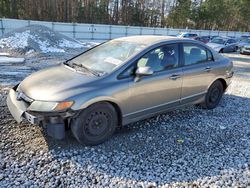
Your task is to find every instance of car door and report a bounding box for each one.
[123,43,183,119]
[181,43,216,103]
[225,39,236,52]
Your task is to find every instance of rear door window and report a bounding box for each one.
[183,44,213,66]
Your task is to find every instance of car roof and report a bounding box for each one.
[221,36,236,39]
[113,35,191,45]
[214,36,231,40]
[180,32,197,34]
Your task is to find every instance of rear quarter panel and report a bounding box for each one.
[207,55,233,89]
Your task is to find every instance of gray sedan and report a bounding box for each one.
[7,36,234,145]
[207,37,238,53]
[239,38,250,55]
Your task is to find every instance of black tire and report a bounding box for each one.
[71,102,118,145]
[235,46,238,52]
[219,49,224,53]
[201,80,224,109]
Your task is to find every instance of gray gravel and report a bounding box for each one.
[0,53,250,187]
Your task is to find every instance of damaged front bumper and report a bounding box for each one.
[7,87,75,139]
[7,88,42,124]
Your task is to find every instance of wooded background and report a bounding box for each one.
[0,0,250,32]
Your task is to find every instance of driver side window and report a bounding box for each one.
[118,44,179,79]
[137,44,179,72]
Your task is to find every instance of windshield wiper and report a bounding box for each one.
[67,62,102,77]
[74,63,101,76]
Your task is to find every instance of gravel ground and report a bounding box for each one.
[0,53,249,187]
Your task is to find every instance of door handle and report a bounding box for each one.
[204,67,212,72]
[170,74,181,80]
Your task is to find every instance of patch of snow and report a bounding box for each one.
[0,29,65,53]
[0,71,27,75]
[25,49,35,56]
[0,52,10,56]
[0,25,85,55]
[36,38,65,53]
[59,39,83,49]
[0,56,25,63]
[0,30,30,49]
[81,41,101,48]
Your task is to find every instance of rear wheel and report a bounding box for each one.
[201,80,224,109]
[71,102,118,145]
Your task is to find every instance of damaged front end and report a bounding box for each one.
[7,84,76,139]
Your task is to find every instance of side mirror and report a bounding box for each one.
[134,66,153,82]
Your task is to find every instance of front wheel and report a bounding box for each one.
[71,102,118,145]
[201,81,224,109]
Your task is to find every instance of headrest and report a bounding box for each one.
[148,53,159,60]
[190,48,201,56]
[162,47,174,55]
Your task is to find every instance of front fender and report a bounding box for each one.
[74,96,122,111]
[68,78,129,115]
[214,47,223,52]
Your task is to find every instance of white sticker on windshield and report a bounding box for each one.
[104,57,122,65]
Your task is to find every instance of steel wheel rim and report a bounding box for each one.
[209,87,220,103]
[85,111,111,137]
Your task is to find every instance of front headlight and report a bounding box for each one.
[27,101,74,112]
[54,101,74,111]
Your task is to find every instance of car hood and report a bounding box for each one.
[207,43,224,50]
[239,42,250,47]
[19,64,99,101]
[243,45,250,48]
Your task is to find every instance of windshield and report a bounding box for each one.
[67,40,146,75]
[211,38,226,44]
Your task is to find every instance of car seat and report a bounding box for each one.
[188,48,202,65]
[145,53,163,72]
[161,47,177,69]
